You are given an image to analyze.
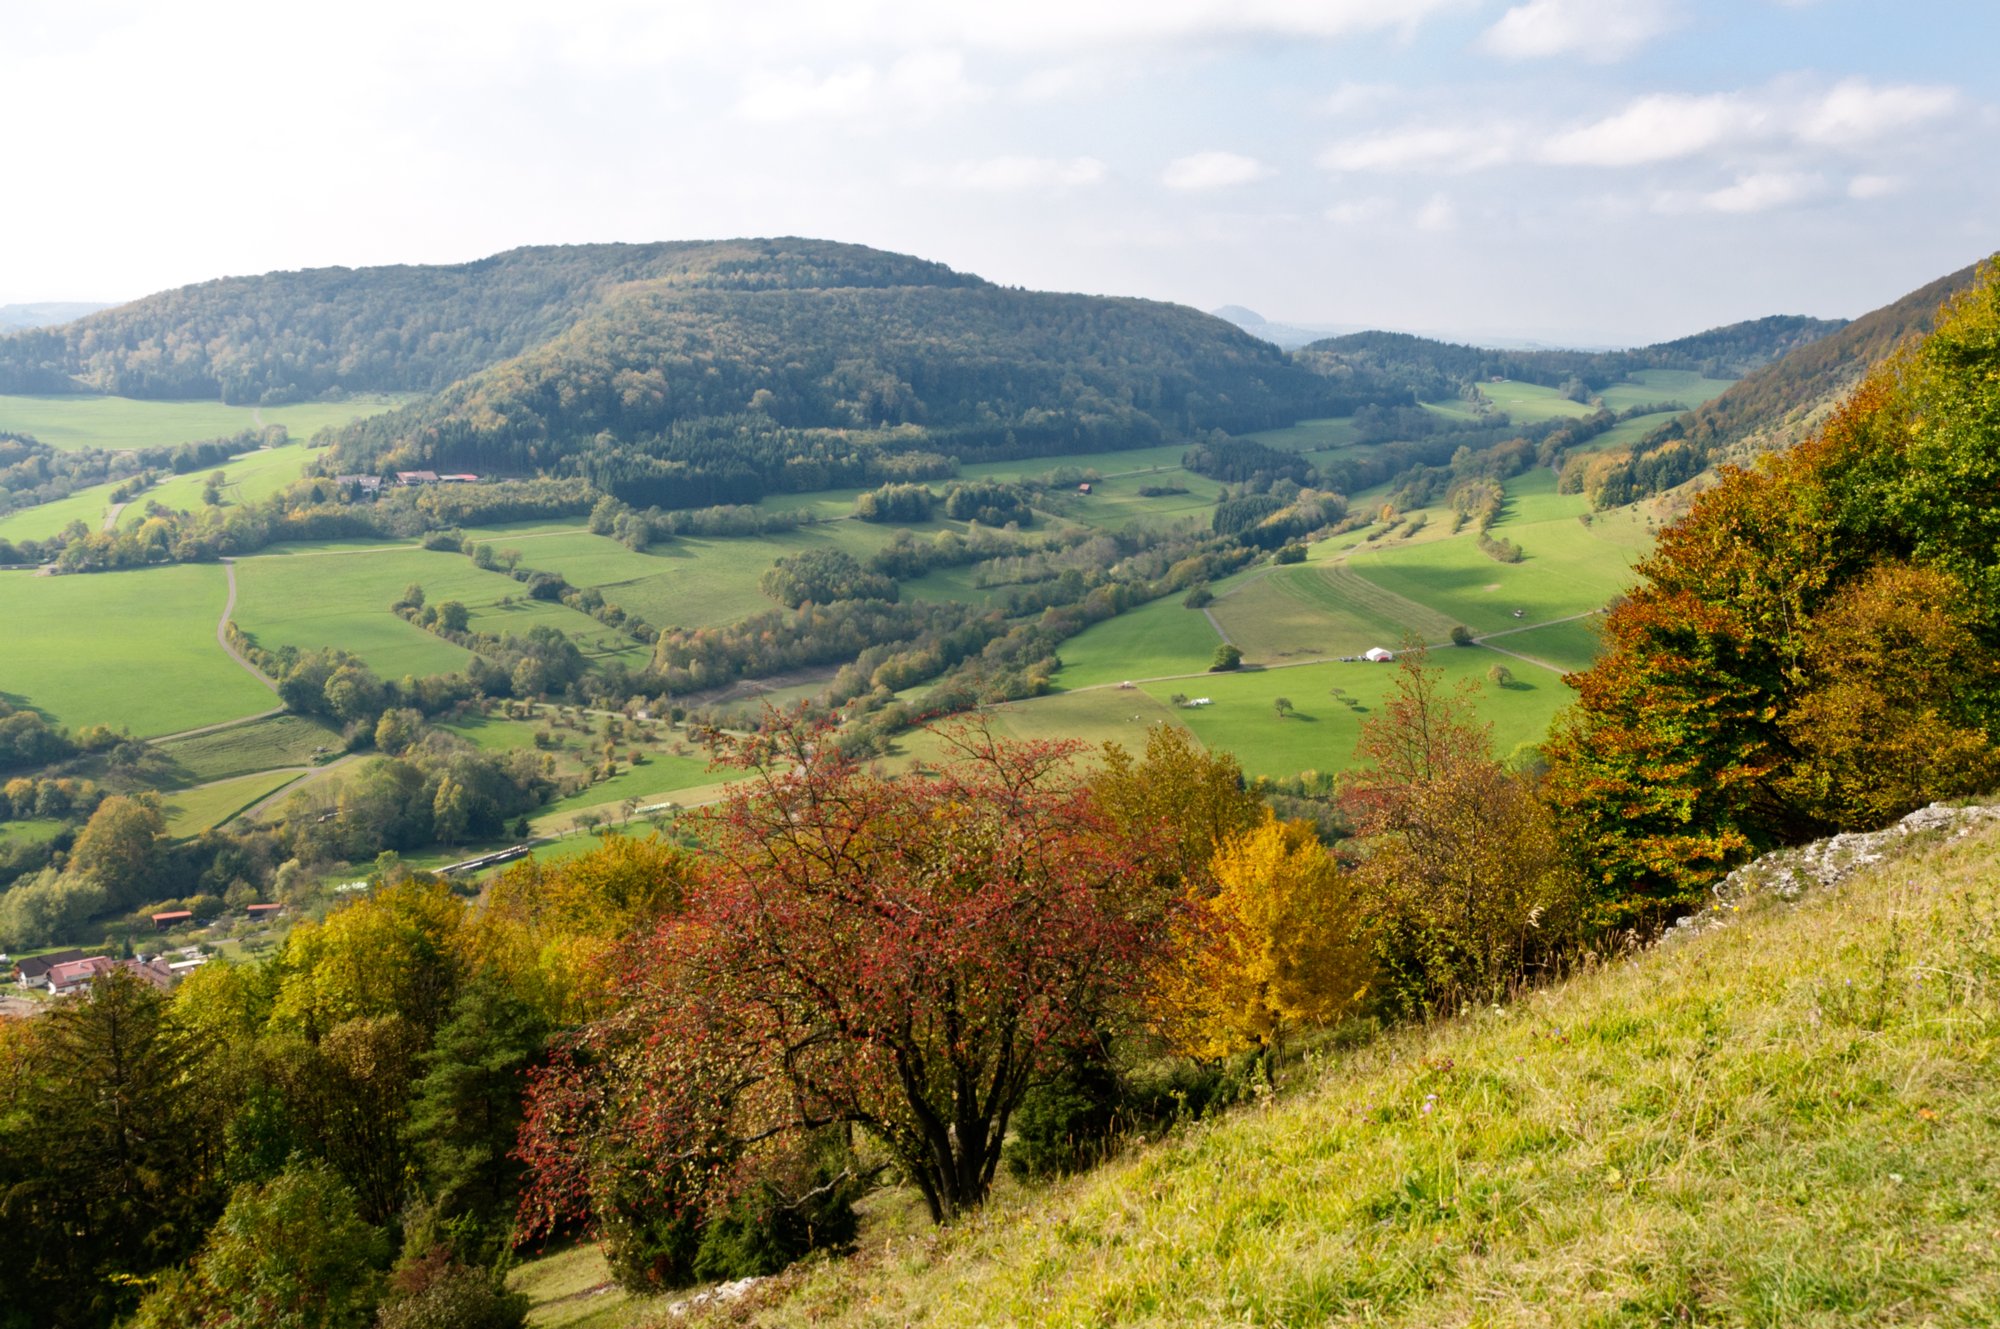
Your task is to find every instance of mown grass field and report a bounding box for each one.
[1048,595,1223,689]
[0,564,274,736]
[0,818,65,847]
[1140,646,1564,776]
[161,769,303,837]
[118,440,321,527]
[231,545,652,678]
[1037,471,1224,532]
[155,713,340,783]
[0,392,409,452]
[728,811,2000,1328]
[1345,474,1645,637]
[0,481,120,542]
[1488,615,1607,675]
[1209,563,1458,664]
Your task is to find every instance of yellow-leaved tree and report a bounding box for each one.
[1153,811,1372,1060]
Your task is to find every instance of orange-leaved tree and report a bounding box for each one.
[1342,651,1582,1011]
[1547,258,2000,924]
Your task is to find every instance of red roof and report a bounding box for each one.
[151,910,194,922]
[246,903,283,913]
[48,957,115,989]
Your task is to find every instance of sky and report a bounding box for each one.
[4,0,1996,345]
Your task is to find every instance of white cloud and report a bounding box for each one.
[942,155,1108,192]
[1324,196,1395,224]
[1847,174,1901,200]
[1318,81,1398,115]
[1414,193,1458,231]
[1695,171,1821,213]
[1795,78,1958,145]
[1319,125,1516,172]
[735,50,985,123]
[735,65,880,123]
[1161,151,1273,191]
[1541,93,1760,166]
[1481,0,1679,62]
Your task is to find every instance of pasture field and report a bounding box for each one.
[1478,379,1598,424]
[1600,368,1737,410]
[0,392,408,452]
[1241,417,1360,452]
[1345,473,1644,636]
[530,760,732,833]
[1134,646,1567,777]
[1036,470,1223,531]
[0,818,65,847]
[0,564,275,736]
[161,769,303,837]
[1487,615,1607,674]
[1583,410,1681,453]
[1209,562,1457,664]
[0,481,120,542]
[958,441,1195,482]
[1048,594,1223,689]
[899,563,1009,608]
[230,550,493,678]
[118,440,320,527]
[155,713,340,783]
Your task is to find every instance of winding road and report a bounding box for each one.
[216,557,279,693]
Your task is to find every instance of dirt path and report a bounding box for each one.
[231,752,360,824]
[216,558,279,693]
[1475,608,1602,642]
[152,708,287,744]
[102,500,127,532]
[1201,606,1233,646]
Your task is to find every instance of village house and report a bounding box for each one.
[12,949,87,988]
[47,956,117,995]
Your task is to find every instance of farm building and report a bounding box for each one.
[13,949,87,987]
[47,956,117,994]
[1364,647,1396,663]
[150,910,193,932]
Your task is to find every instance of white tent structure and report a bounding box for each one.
[1363,647,1395,663]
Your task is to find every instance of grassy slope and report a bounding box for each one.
[161,769,303,837]
[0,564,275,736]
[0,393,410,452]
[731,818,2000,1328]
[155,713,341,783]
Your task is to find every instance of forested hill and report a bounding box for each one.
[1296,315,1845,402]
[1636,260,1982,465]
[0,239,984,401]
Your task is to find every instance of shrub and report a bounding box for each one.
[1209,644,1242,672]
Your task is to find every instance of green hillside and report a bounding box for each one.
[1643,261,1983,465]
[728,810,2000,1327]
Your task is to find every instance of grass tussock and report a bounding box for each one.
[704,820,2000,1327]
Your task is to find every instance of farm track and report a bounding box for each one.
[216,558,279,693]
[230,753,361,825]
[101,501,127,532]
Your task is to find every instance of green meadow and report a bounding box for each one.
[118,440,320,527]
[0,392,408,452]
[1048,595,1223,688]
[229,549,492,678]
[1136,647,1566,777]
[155,713,341,784]
[0,564,275,736]
[1209,563,1458,664]
[0,481,121,542]
[162,769,303,837]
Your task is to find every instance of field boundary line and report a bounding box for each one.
[152,707,287,744]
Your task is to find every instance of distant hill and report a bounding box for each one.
[1296,316,1847,403]
[0,239,1349,509]
[1210,306,1353,351]
[0,302,114,332]
[1639,261,1983,465]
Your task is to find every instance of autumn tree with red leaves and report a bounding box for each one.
[517,713,1150,1257]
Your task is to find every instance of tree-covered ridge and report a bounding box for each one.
[0,239,985,402]
[1637,260,1979,464]
[320,280,1329,502]
[1295,315,1845,402]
